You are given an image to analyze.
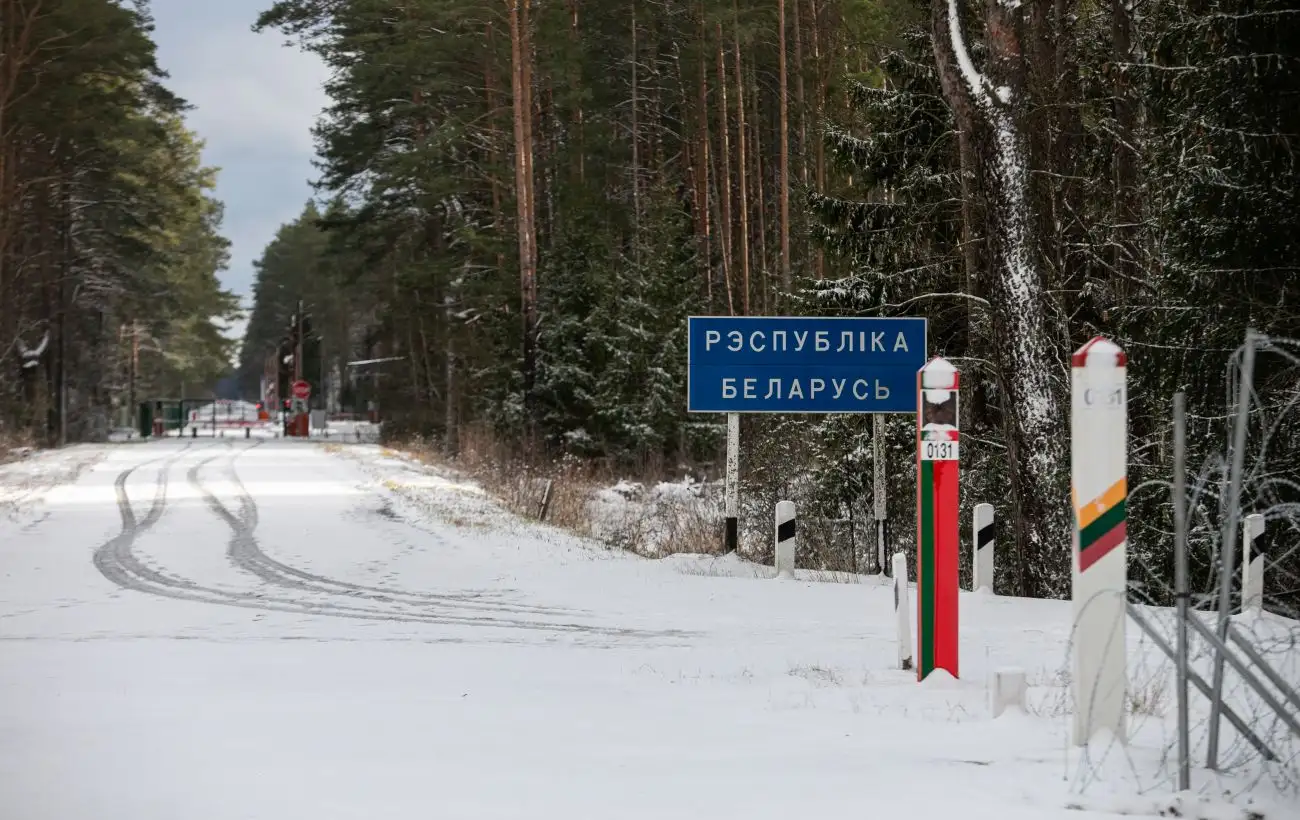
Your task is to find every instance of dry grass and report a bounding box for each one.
[0,428,37,465]
[1127,674,1170,717]
[1019,665,1170,719]
[382,425,722,558]
[673,560,770,580]
[788,663,844,687]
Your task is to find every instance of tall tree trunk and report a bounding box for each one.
[569,0,585,184]
[1111,0,1138,306]
[810,0,826,279]
[793,0,808,187]
[696,5,713,308]
[696,4,717,307]
[932,0,1070,597]
[487,22,507,276]
[444,288,458,455]
[733,21,750,315]
[508,0,538,404]
[752,70,769,314]
[715,25,735,313]
[631,4,641,241]
[777,0,791,298]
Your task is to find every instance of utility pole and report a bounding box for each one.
[294,298,303,382]
[128,320,139,417]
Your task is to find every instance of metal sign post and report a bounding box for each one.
[725,412,739,552]
[874,413,888,574]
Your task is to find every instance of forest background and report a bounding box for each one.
[2,0,1296,605]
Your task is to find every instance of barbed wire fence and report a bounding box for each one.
[1061,331,1300,815]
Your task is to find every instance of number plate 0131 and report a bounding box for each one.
[920,440,959,461]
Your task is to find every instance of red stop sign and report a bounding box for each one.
[291,380,311,400]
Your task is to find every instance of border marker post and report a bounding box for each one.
[973,503,994,592]
[1243,514,1265,612]
[916,357,959,680]
[1070,336,1128,746]
[775,501,796,578]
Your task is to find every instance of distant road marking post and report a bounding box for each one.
[916,357,959,680]
[687,317,927,554]
[1070,336,1128,746]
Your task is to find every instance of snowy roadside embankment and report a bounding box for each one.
[352,441,882,585]
[0,444,105,524]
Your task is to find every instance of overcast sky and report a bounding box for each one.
[148,0,329,345]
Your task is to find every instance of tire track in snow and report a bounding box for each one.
[92,442,688,642]
[93,441,219,593]
[192,441,595,618]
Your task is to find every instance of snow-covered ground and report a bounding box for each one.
[0,439,1292,819]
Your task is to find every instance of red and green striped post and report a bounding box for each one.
[917,357,960,681]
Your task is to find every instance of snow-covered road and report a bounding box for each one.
[0,439,1277,818]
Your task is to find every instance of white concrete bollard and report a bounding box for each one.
[990,667,1028,718]
[774,500,796,579]
[973,503,994,593]
[1243,514,1265,612]
[893,551,913,671]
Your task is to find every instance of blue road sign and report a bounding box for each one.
[687,316,927,413]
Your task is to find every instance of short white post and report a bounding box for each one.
[1243,514,1265,612]
[774,500,796,578]
[893,551,913,671]
[973,503,994,593]
[990,668,1028,718]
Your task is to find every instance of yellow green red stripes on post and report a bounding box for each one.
[1076,477,1126,572]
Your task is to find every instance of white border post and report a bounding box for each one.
[1070,336,1128,746]
[725,412,739,553]
[973,503,994,592]
[893,551,912,671]
[1243,514,1265,612]
[775,501,796,578]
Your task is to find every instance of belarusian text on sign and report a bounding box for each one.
[687,316,926,413]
